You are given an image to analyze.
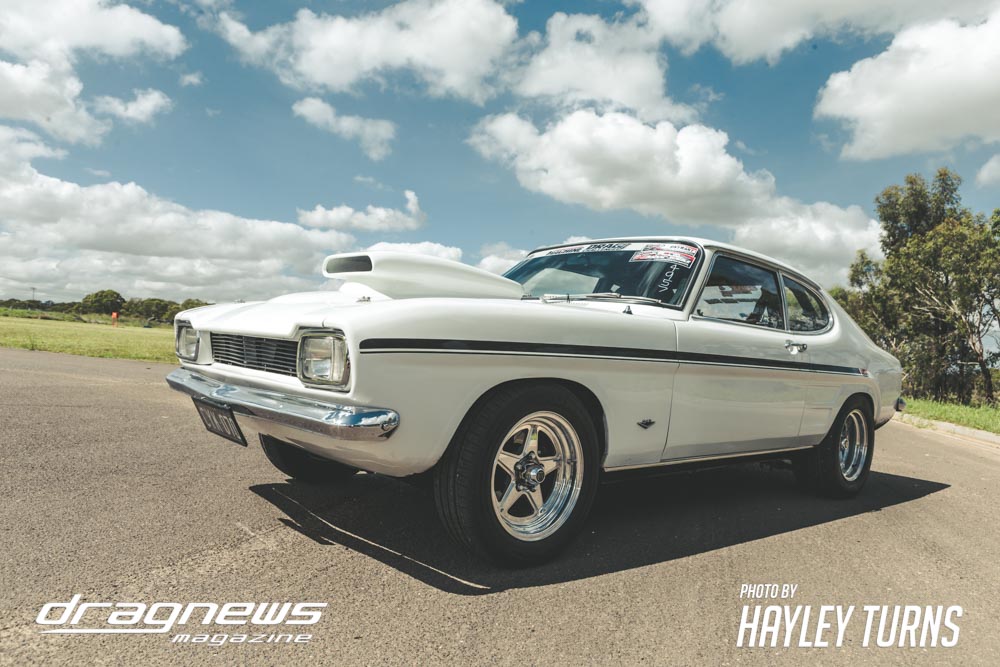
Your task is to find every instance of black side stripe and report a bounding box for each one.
[359,338,865,376]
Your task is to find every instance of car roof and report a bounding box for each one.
[529,236,823,291]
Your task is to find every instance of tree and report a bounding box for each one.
[138,298,178,320]
[121,298,145,317]
[835,168,999,404]
[81,290,125,315]
[891,215,999,403]
[875,168,963,254]
[832,251,906,359]
[180,298,211,311]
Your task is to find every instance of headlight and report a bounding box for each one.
[175,322,199,361]
[299,333,349,388]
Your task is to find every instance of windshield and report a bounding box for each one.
[504,241,701,307]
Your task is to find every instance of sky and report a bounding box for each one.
[2,0,1000,303]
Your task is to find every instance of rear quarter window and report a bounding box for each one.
[782,276,831,332]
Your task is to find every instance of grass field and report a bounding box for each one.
[0,317,175,363]
[0,307,81,322]
[0,307,170,328]
[905,398,1000,435]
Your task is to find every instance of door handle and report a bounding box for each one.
[784,340,808,355]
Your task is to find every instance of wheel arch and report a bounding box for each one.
[449,378,609,467]
[845,390,875,420]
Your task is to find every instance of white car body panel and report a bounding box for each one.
[170,238,904,478]
[668,318,809,458]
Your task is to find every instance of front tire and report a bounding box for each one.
[794,396,874,498]
[433,383,600,566]
[260,435,358,485]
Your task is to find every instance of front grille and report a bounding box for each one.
[210,333,298,376]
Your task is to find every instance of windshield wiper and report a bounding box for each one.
[540,292,667,307]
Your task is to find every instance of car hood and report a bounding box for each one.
[180,252,528,337]
[178,289,687,341]
[178,290,372,338]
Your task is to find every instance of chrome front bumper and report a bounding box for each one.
[166,368,399,442]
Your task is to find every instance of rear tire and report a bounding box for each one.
[260,435,358,484]
[433,383,600,566]
[793,396,874,498]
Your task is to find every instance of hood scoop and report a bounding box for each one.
[323,251,526,300]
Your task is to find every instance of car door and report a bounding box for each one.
[780,273,859,442]
[662,254,810,461]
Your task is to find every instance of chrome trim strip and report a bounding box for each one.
[166,368,398,441]
[605,445,813,472]
[778,268,791,333]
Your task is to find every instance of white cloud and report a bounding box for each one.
[179,71,204,87]
[729,200,881,288]
[0,125,357,302]
[632,0,996,64]
[0,59,109,144]
[0,0,186,66]
[514,12,694,122]
[0,125,66,166]
[353,174,389,190]
[211,2,700,122]
[216,0,518,103]
[0,0,185,143]
[85,167,111,178]
[292,97,396,160]
[365,241,463,262]
[815,10,1000,159]
[94,89,173,124]
[470,110,775,226]
[976,154,1000,186]
[476,242,527,274]
[470,109,879,286]
[629,0,717,56]
[298,190,425,232]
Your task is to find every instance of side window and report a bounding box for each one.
[782,276,831,332]
[695,256,785,330]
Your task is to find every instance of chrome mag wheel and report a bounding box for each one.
[491,411,584,542]
[838,408,869,482]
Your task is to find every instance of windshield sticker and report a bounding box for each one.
[541,241,697,257]
[644,242,699,256]
[656,264,684,294]
[544,245,586,256]
[629,248,698,266]
[580,242,630,252]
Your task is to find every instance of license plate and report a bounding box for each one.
[193,398,247,446]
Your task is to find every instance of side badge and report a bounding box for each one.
[637,419,655,430]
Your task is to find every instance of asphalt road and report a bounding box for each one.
[1,348,998,665]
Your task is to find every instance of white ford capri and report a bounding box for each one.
[167,237,904,565]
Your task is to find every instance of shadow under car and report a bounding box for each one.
[250,463,949,596]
